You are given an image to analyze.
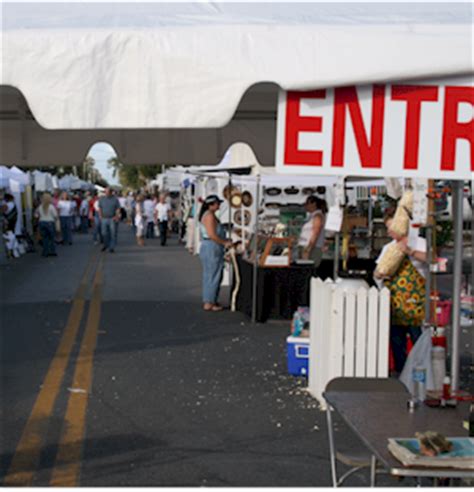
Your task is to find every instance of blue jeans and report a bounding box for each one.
[39,221,56,256]
[146,222,155,239]
[391,325,422,373]
[60,216,73,244]
[93,213,102,243]
[102,218,117,251]
[80,216,89,233]
[199,239,224,304]
[159,221,168,246]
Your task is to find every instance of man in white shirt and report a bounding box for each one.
[154,194,171,246]
[143,195,156,239]
[118,194,127,221]
[57,192,74,245]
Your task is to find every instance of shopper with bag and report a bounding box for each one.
[35,193,59,257]
[375,209,428,374]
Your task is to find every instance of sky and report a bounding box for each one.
[87,142,119,186]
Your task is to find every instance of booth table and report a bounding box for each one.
[324,390,472,482]
[234,256,377,322]
[234,256,315,322]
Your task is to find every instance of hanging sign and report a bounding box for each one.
[412,178,429,225]
[325,206,344,233]
[276,76,473,179]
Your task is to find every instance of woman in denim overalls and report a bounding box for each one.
[199,195,232,311]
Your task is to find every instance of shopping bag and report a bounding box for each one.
[400,329,434,394]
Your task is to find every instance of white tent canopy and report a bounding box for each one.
[0,2,472,167]
[0,166,15,188]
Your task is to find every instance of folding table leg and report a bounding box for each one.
[326,406,338,487]
[370,455,377,487]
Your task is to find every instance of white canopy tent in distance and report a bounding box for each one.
[0,2,472,394]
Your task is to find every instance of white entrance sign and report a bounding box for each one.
[276,76,473,179]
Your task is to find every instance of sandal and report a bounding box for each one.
[203,303,224,312]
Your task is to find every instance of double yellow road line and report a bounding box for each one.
[4,251,104,487]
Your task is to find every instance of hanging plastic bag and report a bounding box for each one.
[400,329,434,395]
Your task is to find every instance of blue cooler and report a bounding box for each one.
[286,336,310,377]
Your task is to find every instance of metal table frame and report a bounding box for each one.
[324,390,473,483]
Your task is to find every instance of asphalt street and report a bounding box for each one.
[1,226,471,487]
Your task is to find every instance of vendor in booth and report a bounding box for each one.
[298,196,327,267]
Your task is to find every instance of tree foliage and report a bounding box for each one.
[108,158,161,190]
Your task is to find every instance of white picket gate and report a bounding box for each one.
[308,278,391,406]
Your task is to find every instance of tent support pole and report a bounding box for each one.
[178,187,183,243]
[251,175,261,324]
[424,225,433,323]
[333,233,340,280]
[368,194,373,254]
[228,174,234,299]
[450,180,463,394]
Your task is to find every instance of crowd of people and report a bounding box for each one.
[0,187,176,258]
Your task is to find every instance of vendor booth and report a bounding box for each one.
[1,2,472,412]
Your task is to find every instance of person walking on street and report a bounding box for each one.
[125,192,134,225]
[113,191,121,244]
[135,194,146,246]
[154,194,171,246]
[3,194,18,233]
[118,193,127,222]
[57,191,74,245]
[35,193,59,257]
[90,193,103,245]
[128,193,136,230]
[80,193,90,233]
[99,187,121,253]
[72,193,81,231]
[199,195,232,312]
[143,194,155,239]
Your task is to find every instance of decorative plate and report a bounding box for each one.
[230,192,243,208]
[265,187,282,196]
[242,191,253,207]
